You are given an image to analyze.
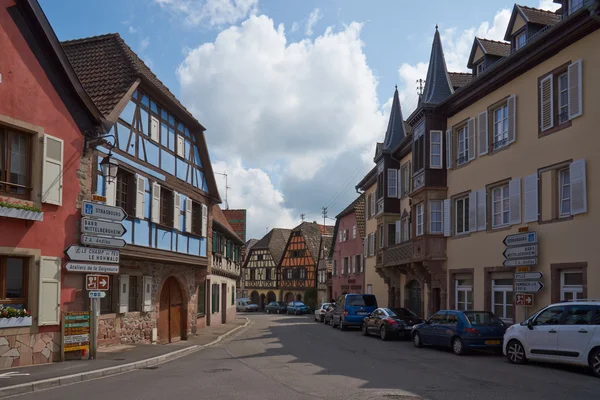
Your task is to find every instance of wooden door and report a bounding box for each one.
[158,277,183,344]
[158,283,170,344]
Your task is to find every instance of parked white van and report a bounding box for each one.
[236,298,259,312]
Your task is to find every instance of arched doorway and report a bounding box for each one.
[285,292,294,302]
[158,277,184,344]
[250,290,259,305]
[267,291,276,303]
[407,280,422,317]
[260,293,266,310]
[296,293,302,301]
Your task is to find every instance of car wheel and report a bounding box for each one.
[266,309,270,314]
[506,340,527,365]
[330,317,336,328]
[413,332,423,348]
[380,326,391,341]
[339,319,345,331]
[362,323,369,336]
[452,337,466,356]
[589,348,600,377]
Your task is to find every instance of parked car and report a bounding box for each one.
[362,307,425,341]
[412,310,507,355]
[503,301,600,377]
[323,303,336,325]
[236,298,259,312]
[265,301,288,314]
[314,303,332,322]
[330,294,378,330]
[287,301,310,315]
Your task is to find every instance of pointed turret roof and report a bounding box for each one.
[382,86,406,151]
[421,26,454,105]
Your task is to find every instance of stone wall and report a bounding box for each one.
[120,312,155,343]
[98,316,119,346]
[0,332,60,368]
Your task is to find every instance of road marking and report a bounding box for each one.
[0,371,31,379]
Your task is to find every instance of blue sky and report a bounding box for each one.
[40,0,558,238]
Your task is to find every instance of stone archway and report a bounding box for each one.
[406,280,422,317]
[267,291,276,303]
[250,290,260,305]
[158,276,186,344]
[296,293,302,301]
[284,292,294,303]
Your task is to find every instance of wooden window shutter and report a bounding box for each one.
[201,203,208,237]
[478,111,488,156]
[524,173,539,223]
[151,182,161,223]
[568,59,583,120]
[507,95,517,144]
[509,178,522,225]
[395,220,401,244]
[38,256,61,326]
[119,274,130,314]
[150,116,159,142]
[142,275,152,312]
[467,118,476,161]
[185,198,193,232]
[176,134,185,158]
[476,188,486,231]
[173,192,181,230]
[445,129,453,169]
[387,169,398,198]
[105,174,117,207]
[42,134,64,206]
[468,191,477,232]
[540,76,554,131]
[443,199,451,237]
[397,168,402,199]
[570,159,587,215]
[135,174,146,219]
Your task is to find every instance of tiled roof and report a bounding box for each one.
[421,28,454,105]
[253,228,292,266]
[213,205,244,245]
[329,195,365,257]
[245,238,259,251]
[62,33,197,123]
[518,5,561,26]
[478,38,511,57]
[382,87,406,152]
[292,222,332,263]
[448,72,473,89]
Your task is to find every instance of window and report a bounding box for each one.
[539,62,582,135]
[0,257,28,309]
[413,121,425,172]
[561,270,583,301]
[564,305,595,325]
[257,254,264,261]
[250,269,256,280]
[332,259,337,276]
[492,278,513,323]
[402,217,410,242]
[534,306,564,325]
[367,284,373,294]
[416,203,424,236]
[455,277,473,311]
[0,128,31,199]
[342,258,348,275]
[299,269,306,280]
[290,249,305,258]
[430,131,442,168]
[160,187,173,226]
[352,225,357,239]
[378,225,384,249]
[265,269,272,281]
[387,169,398,197]
[476,62,485,75]
[387,223,396,246]
[197,281,205,316]
[354,255,362,273]
[192,201,202,235]
[455,196,470,235]
[558,73,569,124]
[492,185,509,228]
[115,169,134,213]
[559,168,571,217]
[368,233,375,256]
[570,0,584,14]
[493,105,509,150]
[376,162,384,200]
[402,163,410,195]
[344,229,348,241]
[429,200,443,234]
[128,276,139,312]
[456,126,468,165]
[367,193,373,218]
[515,32,526,50]
[286,269,293,280]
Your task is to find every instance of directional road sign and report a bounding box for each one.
[81,234,127,249]
[515,293,534,306]
[65,262,119,274]
[86,274,110,291]
[65,245,120,263]
[82,200,127,221]
[503,245,537,259]
[88,291,107,299]
[503,232,537,247]
[503,258,537,267]
[81,217,126,237]
[515,272,543,280]
[515,280,543,293]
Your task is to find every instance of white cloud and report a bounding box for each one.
[155,0,258,27]
[129,25,138,34]
[538,0,561,11]
[176,15,386,237]
[305,8,322,36]
[140,36,150,52]
[291,21,299,33]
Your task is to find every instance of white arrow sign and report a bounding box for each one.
[515,280,544,293]
[81,235,126,249]
[503,231,537,246]
[82,201,127,221]
[515,272,543,280]
[503,258,537,267]
[81,217,126,237]
[0,371,31,379]
[65,246,120,263]
[503,244,537,259]
[65,263,119,274]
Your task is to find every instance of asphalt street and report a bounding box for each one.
[11,314,600,400]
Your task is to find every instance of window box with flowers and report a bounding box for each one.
[0,197,43,222]
[0,306,32,328]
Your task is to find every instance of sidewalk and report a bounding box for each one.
[0,316,249,398]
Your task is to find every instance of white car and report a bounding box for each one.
[314,303,331,322]
[503,300,600,377]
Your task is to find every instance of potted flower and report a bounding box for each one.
[0,306,32,328]
[0,198,43,222]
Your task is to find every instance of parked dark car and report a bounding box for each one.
[323,303,335,324]
[287,301,310,315]
[412,310,507,355]
[265,301,288,314]
[330,294,378,330]
[362,307,425,341]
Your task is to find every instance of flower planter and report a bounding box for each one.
[0,206,43,222]
[0,316,32,328]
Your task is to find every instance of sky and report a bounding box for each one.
[40,0,560,240]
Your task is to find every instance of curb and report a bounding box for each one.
[0,317,250,398]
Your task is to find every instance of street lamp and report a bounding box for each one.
[100,150,119,183]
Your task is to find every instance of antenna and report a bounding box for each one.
[321,207,328,226]
[300,213,306,222]
[214,171,231,209]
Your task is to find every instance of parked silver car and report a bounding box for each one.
[236,298,259,312]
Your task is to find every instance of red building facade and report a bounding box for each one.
[222,209,246,242]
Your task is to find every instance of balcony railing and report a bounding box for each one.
[383,241,413,267]
[212,253,241,276]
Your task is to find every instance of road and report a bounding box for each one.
[14,314,600,400]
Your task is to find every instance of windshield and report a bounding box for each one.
[463,311,503,326]
[293,302,306,306]
[347,295,377,307]
[321,303,331,309]
[386,308,418,318]
[277,302,287,306]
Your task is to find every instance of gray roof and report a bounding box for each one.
[251,228,292,266]
[448,72,473,89]
[382,87,406,151]
[421,27,454,105]
[245,238,259,251]
[290,222,334,263]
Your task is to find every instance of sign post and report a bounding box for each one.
[63,311,90,357]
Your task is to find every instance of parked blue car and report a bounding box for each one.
[331,294,378,330]
[412,310,507,355]
[287,301,310,315]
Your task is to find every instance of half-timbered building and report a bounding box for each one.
[243,228,291,309]
[317,235,333,304]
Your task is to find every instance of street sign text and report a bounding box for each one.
[82,200,127,221]
[515,281,543,293]
[515,272,543,280]
[65,245,120,263]
[503,245,537,260]
[65,262,119,274]
[516,293,534,306]
[503,232,537,247]
[81,235,126,249]
[81,218,126,237]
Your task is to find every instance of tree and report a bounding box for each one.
[304,288,318,311]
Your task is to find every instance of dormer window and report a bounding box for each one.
[515,32,526,50]
[476,63,485,75]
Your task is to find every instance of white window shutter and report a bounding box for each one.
[151,183,161,223]
[478,111,488,156]
[476,188,487,231]
[173,192,181,230]
[395,220,401,244]
[570,159,587,215]
[524,174,539,223]
[364,237,368,257]
[467,118,476,161]
[176,135,185,157]
[540,76,554,131]
[509,178,522,225]
[469,191,477,232]
[568,59,583,120]
[38,256,61,326]
[387,168,398,198]
[135,174,146,219]
[446,129,453,169]
[119,274,130,314]
[397,168,402,199]
[339,232,342,243]
[201,203,208,237]
[105,175,116,207]
[443,199,451,237]
[142,275,152,312]
[185,198,193,233]
[371,194,375,217]
[507,95,517,144]
[352,257,356,273]
[42,134,64,206]
[150,116,159,142]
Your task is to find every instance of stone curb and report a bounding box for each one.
[0,317,250,398]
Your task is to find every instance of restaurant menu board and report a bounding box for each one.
[63,311,90,352]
